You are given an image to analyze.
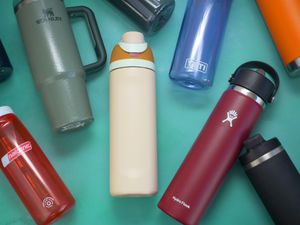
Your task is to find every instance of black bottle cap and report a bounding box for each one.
[108,0,175,33]
[0,40,13,82]
[240,134,282,166]
[229,61,280,103]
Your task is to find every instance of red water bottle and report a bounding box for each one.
[158,61,280,225]
[0,106,75,225]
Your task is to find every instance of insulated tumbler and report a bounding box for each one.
[0,40,13,82]
[169,0,232,89]
[110,32,157,196]
[241,134,300,225]
[257,0,300,77]
[159,61,280,225]
[14,0,106,132]
[108,0,175,33]
[0,106,74,225]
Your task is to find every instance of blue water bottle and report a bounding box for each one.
[169,0,232,89]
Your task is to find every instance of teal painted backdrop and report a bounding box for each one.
[0,0,299,225]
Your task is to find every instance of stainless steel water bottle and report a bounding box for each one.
[110,32,157,196]
[241,134,300,225]
[108,0,175,33]
[256,0,300,77]
[0,40,13,82]
[158,61,280,225]
[14,0,106,132]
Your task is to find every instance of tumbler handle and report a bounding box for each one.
[67,6,107,74]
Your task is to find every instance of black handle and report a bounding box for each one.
[67,6,107,74]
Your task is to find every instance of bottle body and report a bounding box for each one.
[108,0,175,33]
[15,0,92,132]
[256,0,300,77]
[109,32,157,196]
[159,88,263,225]
[241,135,300,225]
[110,68,157,196]
[0,108,75,225]
[169,0,232,89]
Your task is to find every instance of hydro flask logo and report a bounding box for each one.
[36,8,62,24]
[185,58,208,74]
[172,196,191,209]
[222,110,238,128]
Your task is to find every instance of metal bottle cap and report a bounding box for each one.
[229,61,280,104]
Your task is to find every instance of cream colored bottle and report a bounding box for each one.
[109,32,157,196]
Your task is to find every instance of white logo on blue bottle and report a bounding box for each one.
[185,58,208,73]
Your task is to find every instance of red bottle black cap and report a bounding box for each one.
[229,61,280,103]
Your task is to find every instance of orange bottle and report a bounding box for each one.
[257,0,300,77]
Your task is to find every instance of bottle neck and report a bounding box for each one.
[229,85,266,108]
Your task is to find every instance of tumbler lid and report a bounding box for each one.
[0,106,14,117]
[240,134,282,167]
[229,61,280,103]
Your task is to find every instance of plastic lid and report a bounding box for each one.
[229,61,280,103]
[240,134,281,166]
[122,32,145,44]
[0,106,14,117]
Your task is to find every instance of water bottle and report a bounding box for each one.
[158,61,280,225]
[241,134,300,225]
[0,40,13,82]
[169,0,232,89]
[108,0,175,33]
[14,0,106,132]
[257,0,300,77]
[109,32,157,196]
[0,106,75,225]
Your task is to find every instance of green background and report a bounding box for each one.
[0,0,299,225]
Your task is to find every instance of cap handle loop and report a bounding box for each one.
[230,61,280,103]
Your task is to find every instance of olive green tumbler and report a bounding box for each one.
[14,0,106,132]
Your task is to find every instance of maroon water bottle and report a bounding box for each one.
[158,61,280,225]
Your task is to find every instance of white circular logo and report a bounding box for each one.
[42,197,55,208]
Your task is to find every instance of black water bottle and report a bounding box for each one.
[240,134,300,225]
[108,0,175,33]
[0,40,13,82]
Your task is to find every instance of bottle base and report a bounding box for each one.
[38,199,75,225]
[170,76,212,90]
[158,202,194,225]
[110,189,157,197]
[57,117,93,132]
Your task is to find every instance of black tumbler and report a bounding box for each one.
[108,0,175,33]
[0,40,13,82]
[240,134,300,225]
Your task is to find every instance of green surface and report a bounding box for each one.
[0,0,300,225]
